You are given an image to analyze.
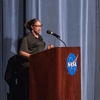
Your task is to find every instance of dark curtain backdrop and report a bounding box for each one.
[0,0,100,100]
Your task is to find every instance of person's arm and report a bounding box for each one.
[19,37,31,59]
[19,51,31,59]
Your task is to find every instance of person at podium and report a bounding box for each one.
[18,18,53,100]
[19,18,53,64]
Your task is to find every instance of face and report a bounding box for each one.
[31,21,42,34]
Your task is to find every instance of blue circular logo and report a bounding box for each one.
[67,53,77,75]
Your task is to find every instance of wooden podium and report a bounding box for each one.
[29,47,81,100]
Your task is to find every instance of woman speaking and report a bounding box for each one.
[19,19,53,100]
[20,18,53,60]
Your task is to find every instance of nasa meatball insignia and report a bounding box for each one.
[67,53,79,75]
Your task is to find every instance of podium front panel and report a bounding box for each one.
[29,47,81,100]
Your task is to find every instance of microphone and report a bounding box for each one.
[46,30,66,47]
[46,30,60,39]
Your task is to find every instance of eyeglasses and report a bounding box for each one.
[33,25,43,27]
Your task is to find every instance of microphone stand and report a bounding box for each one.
[57,38,66,47]
[47,32,67,47]
[55,36,66,47]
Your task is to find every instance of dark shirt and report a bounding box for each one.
[19,32,46,67]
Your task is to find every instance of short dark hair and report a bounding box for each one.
[24,18,39,31]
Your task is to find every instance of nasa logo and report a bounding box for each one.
[67,53,78,75]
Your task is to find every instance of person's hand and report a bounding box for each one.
[28,54,31,59]
[47,44,54,50]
